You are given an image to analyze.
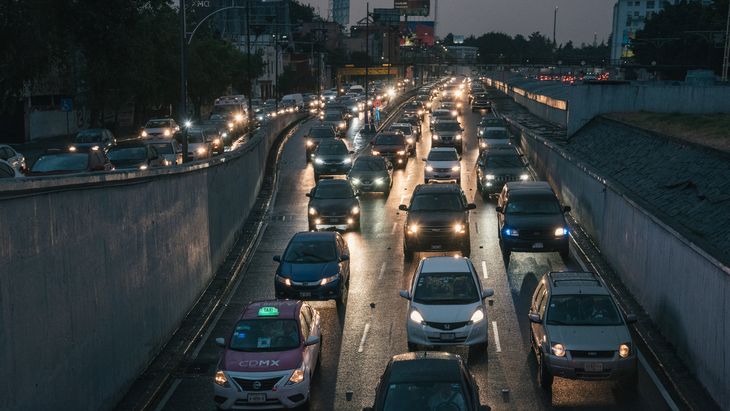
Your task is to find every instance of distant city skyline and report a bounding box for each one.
[302,0,614,46]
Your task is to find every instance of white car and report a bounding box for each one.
[186,128,213,160]
[423,147,461,185]
[0,144,26,172]
[478,127,511,152]
[400,256,494,352]
[141,118,180,139]
[0,159,23,178]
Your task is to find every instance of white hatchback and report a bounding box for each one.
[400,256,494,353]
[423,147,461,185]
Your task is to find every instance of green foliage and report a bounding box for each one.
[290,0,315,24]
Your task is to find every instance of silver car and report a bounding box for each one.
[400,256,494,353]
[423,147,461,185]
[528,271,638,391]
[0,144,25,173]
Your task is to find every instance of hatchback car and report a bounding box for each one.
[311,140,353,180]
[528,271,637,390]
[400,257,494,352]
[476,148,529,197]
[213,300,321,409]
[0,144,25,172]
[364,352,490,411]
[304,125,337,161]
[274,231,350,306]
[107,141,165,170]
[26,150,113,176]
[431,120,464,154]
[306,179,361,231]
[496,182,571,261]
[141,118,179,138]
[424,147,461,185]
[371,132,409,169]
[347,155,393,196]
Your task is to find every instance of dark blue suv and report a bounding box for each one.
[274,232,351,307]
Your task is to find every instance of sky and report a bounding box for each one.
[302,0,615,46]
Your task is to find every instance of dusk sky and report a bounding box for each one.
[302,0,615,46]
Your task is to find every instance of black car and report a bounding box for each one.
[347,155,393,196]
[397,114,422,138]
[69,128,116,152]
[364,352,489,411]
[273,231,350,306]
[304,125,337,162]
[371,132,409,169]
[496,181,571,261]
[400,184,476,259]
[307,179,361,231]
[476,148,529,197]
[107,141,165,170]
[431,120,465,154]
[312,139,353,180]
[471,97,491,112]
[26,150,113,176]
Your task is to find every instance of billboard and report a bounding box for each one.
[373,8,400,27]
[394,0,430,17]
[399,21,435,46]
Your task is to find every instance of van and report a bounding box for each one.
[348,85,365,95]
[280,93,304,112]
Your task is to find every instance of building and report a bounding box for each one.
[446,46,478,64]
[332,0,350,27]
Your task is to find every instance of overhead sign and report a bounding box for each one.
[338,67,399,76]
[373,8,400,27]
[394,0,430,16]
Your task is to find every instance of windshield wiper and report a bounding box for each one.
[546,320,571,325]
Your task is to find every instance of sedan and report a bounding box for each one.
[26,149,112,176]
[312,140,353,180]
[146,140,183,166]
[347,155,393,196]
[306,179,361,231]
[107,141,165,170]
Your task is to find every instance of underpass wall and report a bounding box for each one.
[510,120,730,410]
[0,113,305,411]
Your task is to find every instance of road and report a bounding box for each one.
[153,88,673,411]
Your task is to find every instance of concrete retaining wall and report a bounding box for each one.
[28,109,81,140]
[511,121,730,409]
[0,113,304,411]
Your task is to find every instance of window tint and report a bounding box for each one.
[546,294,622,326]
[410,193,463,211]
[413,272,479,304]
[229,319,300,351]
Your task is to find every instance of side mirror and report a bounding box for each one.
[215,337,226,347]
[399,290,411,300]
[273,255,281,262]
[304,335,321,346]
[528,312,542,323]
[398,204,408,211]
[340,254,350,261]
[625,314,637,324]
[477,161,484,167]
[349,151,355,154]
[305,193,311,197]
[466,203,477,210]
[563,206,571,213]
[495,206,503,213]
[481,288,494,299]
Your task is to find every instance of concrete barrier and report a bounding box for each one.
[509,119,730,410]
[0,113,305,411]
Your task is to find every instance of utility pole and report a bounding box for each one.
[179,0,189,162]
[553,6,558,48]
[246,0,254,129]
[364,2,370,126]
[722,0,730,81]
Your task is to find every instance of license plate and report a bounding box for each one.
[247,393,266,403]
[431,244,443,250]
[532,242,544,249]
[584,363,603,372]
[299,292,311,298]
[440,333,455,341]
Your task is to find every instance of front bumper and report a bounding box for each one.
[313,163,350,175]
[501,235,568,253]
[213,371,309,409]
[374,152,408,166]
[275,278,342,301]
[350,178,389,192]
[407,318,488,346]
[425,171,460,183]
[308,214,358,230]
[545,353,637,381]
[405,230,469,252]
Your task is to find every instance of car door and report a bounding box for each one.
[302,304,320,369]
[337,235,350,282]
[531,283,549,353]
[298,308,315,375]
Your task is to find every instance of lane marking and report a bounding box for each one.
[481,260,488,279]
[153,378,182,411]
[492,321,502,353]
[378,262,387,280]
[475,221,479,234]
[400,195,406,205]
[358,323,371,353]
[391,222,397,234]
[638,351,680,411]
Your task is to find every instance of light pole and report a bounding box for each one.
[179,0,189,162]
[364,2,370,126]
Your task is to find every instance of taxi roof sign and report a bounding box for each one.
[258,307,279,317]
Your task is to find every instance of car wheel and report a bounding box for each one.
[461,240,471,258]
[403,242,414,261]
[537,352,553,391]
[336,282,348,307]
[559,246,570,261]
[407,342,417,352]
[501,244,511,262]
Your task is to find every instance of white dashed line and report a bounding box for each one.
[391,222,397,234]
[481,260,488,279]
[492,321,502,353]
[378,262,387,280]
[400,195,407,205]
[358,323,371,353]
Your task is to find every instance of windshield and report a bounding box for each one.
[428,150,458,161]
[484,129,509,139]
[75,131,103,143]
[149,143,173,154]
[211,105,240,115]
[145,120,171,128]
[316,143,348,155]
[433,111,451,118]
[410,194,463,212]
[309,128,335,139]
[383,382,467,411]
[546,294,622,326]
[313,183,354,199]
[187,130,205,143]
[505,196,562,214]
[31,154,88,172]
[435,123,461,132]
[324,114,341,121]
[484,155,522,168]
[413,272,479,305]
[282,239,337,263]
[375,134,405,145]
[352,158,385,171]
[228,319,300,352]
[108,147,146,161]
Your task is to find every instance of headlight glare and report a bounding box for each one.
[397,150,406,155]
[453,223,465,233]
[504,228,519,237]
[451,165,460,171]
[619,343,631,358]
[551,343,566,357]
[470,308,485,323]
[486,174,495,180]
[351,178,361,185]
[407,224,419,234]
[314,158,324,164]
[351,206,360,214]
[425,165,434,172]
[409,309,425,324]
[287,368,305,385]
[320,273,340,286]
[554,227,569,236]
[343,157,352,164]
[215,371,229,387]
[520,173,529,180]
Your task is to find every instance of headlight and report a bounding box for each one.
[374,177,384,185]
[407,224,419,234]
[306,140,314,147]
[551,343,566,357]
[426,102,432,108]
[520,174,529,180]
[397,150,406,155]
[197,147,206,154]
[409,309,425,324]
[351,178,361,185]
[470,308,485,324]
[276,275,292,286]
[451,165,460,171]
[320,273,340,286]
[453,223,466,233]
[339,121,346,129]
[351,106,358,112]
[486,174,495,180]
[163,129,171,137]
[309,207,317,215]
[343,158,352,164]
[314,158,324,164]
[287,368,305,385]
[406,138,414,144]
[554,227,569,236]
[69,146,77,152]
[457,103,463,108]
[425,165,434,172]
[139,165,148,170]
[432,134,439,140]
[371,150,380,156]
[351,206,360,214]
[215,371,230,387]
[234,113,244,122]
[227,122,234,129]
[504,228,519,237]
[451,110,458,117]
[213,138,221,145]
[619,343,631,358]
[141,131,148,137]
[480,142,487,148]
[222,132,228,138]
[455,134,462,140]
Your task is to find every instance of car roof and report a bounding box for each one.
[413,183,462,194]
[420,256,472,273]
[429,147,458,153]
[240,299,301,320]
[545,271,609,295]
[388,352,464,383]
[504,181,553,193]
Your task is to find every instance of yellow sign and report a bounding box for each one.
[338,67,399,76]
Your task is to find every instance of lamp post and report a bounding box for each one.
[179,0,189,162]
[364,2,370,126]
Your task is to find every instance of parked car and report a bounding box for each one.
[347,155,393,196]
[69,128,116,152]
[476,147,529,197]
[306,179,361,231]
[107,141,165,170]
[26,149,112,176]
[0,144,26,172]
[528,271,638,391]
[0,159,23,178]
[423,147,461,185]
[371,132,409,169]
[141,118,180,139]
[213,300,322,409]
[145,140,183,166]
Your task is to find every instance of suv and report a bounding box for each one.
[528,271,638,391]
[476,147,529,197]
[311,139,353,180]
[400,184,476,259]
[431,120,465,154]
[495,182,571,261]
[400,257,494,352]
[306,179,361,231]
[423,147,461,185]
[304,125,337,161]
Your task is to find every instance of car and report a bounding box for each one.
[400,256,494,352]
[439,100,462,115]
[371,132,409,169]
[477,126,510,152]
[396,113,422,137]
[347,155,393,196]
[185,127,215,160]
[140,118,179,139]
[273,231,351,306]
[213,300,322,409]
[68,128,116,152]
[400,183,476,259]
[306,179,361,231]
[0,144,26,172]
[107,141,165,170]
[0,159,23,178]
[319,112,347,137]
[403,100,425,119]
[431,120,465,154]
[471,97,491,112]
[528,271,638,391]
[388,123,417,154]
[363,352,490,411]
[476,148,529,197]
[311,139,353,180]
[304,125,337,162]
[26,149,113,176]
[145,140,183,166]
[429,109,454,130]
[495,181,571,261]
[423,147,461,185]
[476,116,507,138]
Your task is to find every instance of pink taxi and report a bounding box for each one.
[213,300,322,409]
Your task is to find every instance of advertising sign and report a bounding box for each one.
[394,0,430,17]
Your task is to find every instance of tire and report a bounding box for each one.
[461,239,471,258]
[501,244,511,262]
[403,242,414,261]
[559,246,570,261]
[537,353,553,391]
[407,342,417,352]
[336,281,348,307]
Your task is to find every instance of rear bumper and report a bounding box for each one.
[501,236,568,252]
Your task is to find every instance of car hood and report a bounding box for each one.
[348,170,388,180]
[479,166,524,175]
[427,160,459,168]
[309,198,358,213]
[314,154,349,162]
[503,213,565,230]
[406,210,466,226]
[222,347,302,372]
[412,301,482,323]
[546,325,631,351]
[278,261,341,282]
